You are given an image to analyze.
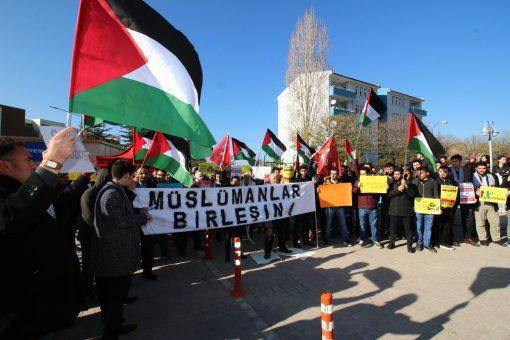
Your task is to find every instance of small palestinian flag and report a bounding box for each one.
[232,138,256,166]
[359,89,386,127]
[133,129,153,162]
[84,115,104,127]
[344,138,356,162]
[296,134,315,164]
[69,0,215,150]
[145,132,193,188]
[406,113,445,169]
[262,129,286,161]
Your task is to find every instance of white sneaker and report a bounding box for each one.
[358,240,364,246]
[374,241,384,249]
[440,245,455,251]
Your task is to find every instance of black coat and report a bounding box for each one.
[387,180,417,217]
[0,168,89,338]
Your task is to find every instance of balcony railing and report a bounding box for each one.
[330,107,353,116]
[410,107,427,116]
[329,85,356,100]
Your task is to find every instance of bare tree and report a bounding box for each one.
[285,7,331,147]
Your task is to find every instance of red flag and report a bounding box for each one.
[210,133,233,166]
[314,135,341,178]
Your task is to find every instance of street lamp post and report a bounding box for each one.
[432,120,448,135]
[481,121,499,171]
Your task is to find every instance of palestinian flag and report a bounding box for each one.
[69,0,215,150]
[406,113,445,169]
[296,134,315,164]
[232,138,256,166]
[344,138,356,162]
[145,132,193,188]
[133,129,153,162]
[261,129,286,161]
[359,89,386,127]
[84,115,104,127]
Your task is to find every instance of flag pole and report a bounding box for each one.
[49,105,73,127]
[314,209,320,249]
[354,123,363,150]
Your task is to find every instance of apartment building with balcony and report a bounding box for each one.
[277,71,427,147]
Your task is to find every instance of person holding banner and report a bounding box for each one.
[322,168,352,246]
[387,167,417,253]
[435,165,458,251]
[91,160,152,338]
[264,173,292,258]
[449,154,477,246]
[353,166,384,249]
[472,162,506,247]
[413,167,440,253]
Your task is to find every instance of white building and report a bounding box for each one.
[277,71,427,148]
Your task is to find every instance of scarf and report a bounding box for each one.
[472,172,496,187]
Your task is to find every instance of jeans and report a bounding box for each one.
[325,207,349,242]
[416,213,434,247]
[359,208,379,242]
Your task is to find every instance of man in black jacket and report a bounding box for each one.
[79,168,111,306]
[91,160,151,339]
[387,167,417,253]
[135,166,159,281]
[435,165,458,251]
[0,128,89,338]
[413,167,440,253]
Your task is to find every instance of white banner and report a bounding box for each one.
[134,182,316,234]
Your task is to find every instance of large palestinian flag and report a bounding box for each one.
[359,89,386,127]
[145,132,193,187]
[261,129,286,161]
[69,0,215,151]
[232,138,256,166]
[406,113,445,169]
[296,134,315,164]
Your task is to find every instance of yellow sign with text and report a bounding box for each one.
[360,175,387,194]
[414,198,442,215]
[198,162,215,175]
[241,165,252,175]
[479,186,508,204]
[282,165,294,184]
[440,185,458,208]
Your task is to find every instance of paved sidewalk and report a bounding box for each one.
[59,215,510,339]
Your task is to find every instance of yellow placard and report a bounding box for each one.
[318,183,353,208]
[440,185,458,208]
[282,165,294,184]
[67,172,97,181]
[414,198,442,215]
[241,165,252,175]
[198,162,215,175]
[479,186,508,204]
[360,175,387,194]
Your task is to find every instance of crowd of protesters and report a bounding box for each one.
[1,131,509,339]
